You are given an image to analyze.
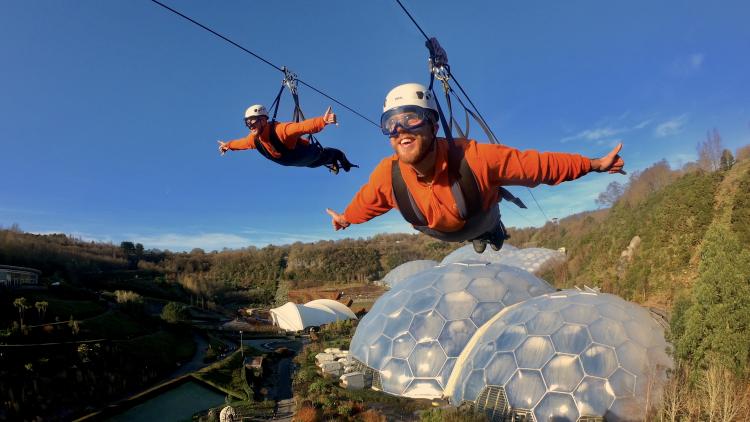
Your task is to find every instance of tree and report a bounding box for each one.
[697,128,723,171]
[719,149,735,171]
[161,301,190,323]
[34,301,48,322]
[673,224,750,374]
[13,297,29,327]
[595,181,625,208]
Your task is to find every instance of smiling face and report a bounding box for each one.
[389,119,439,166]
[245,116,268,136]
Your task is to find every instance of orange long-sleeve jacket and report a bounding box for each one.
[343,139,593,233]
[226,117,326,158]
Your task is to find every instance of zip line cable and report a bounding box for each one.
[393,0,553,223]
[148,0,380,128]
[525,189,550,222]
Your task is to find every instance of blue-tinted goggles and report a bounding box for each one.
[380,106,436,136]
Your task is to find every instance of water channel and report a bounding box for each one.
[108,380,226,422]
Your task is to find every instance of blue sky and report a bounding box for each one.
[1,1,748,251]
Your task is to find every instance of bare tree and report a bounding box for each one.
[697,128,724,171]
[660,366,688,422]
[595,181,625,208]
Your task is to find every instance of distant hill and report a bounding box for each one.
[509,156,750,311]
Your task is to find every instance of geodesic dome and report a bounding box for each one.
[440,243,518,265]
[498,247,566,274]
[350,262,555,399]
[445,290,672,421]
[381,260,438,288]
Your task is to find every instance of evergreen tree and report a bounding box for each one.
[673,224,750,374]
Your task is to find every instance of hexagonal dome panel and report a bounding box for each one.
[350,262,554,399]
[446,289,673,419]
[381,259,438,288]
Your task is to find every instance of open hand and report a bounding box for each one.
[326,208,350,230]
[591,143,626,174]
[323,106,337,125]
[218,140,229,156]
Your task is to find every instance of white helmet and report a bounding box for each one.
[244,104,268,119]
[382,83,438,114]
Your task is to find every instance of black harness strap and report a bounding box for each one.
[253,122,323,167]
[391,145,480,227]
[391,160,427,226]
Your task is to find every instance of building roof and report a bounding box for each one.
[270,299,357,332]
[0,265,42,275]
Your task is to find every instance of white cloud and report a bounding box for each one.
[129,232,255,251]
[561,116,653,144]
[654,114,688,137]
[561,127,625,143]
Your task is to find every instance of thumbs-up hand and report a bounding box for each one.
[323,106,337,125]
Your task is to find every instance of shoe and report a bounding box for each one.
[327,163,340,175]
[340,159,358,172]
[488,231,504,251]
[472,239,487,253]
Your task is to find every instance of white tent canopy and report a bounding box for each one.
[270,299,357,332]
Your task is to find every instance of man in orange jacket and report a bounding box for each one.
[326,83,624,252]
[218,104,357,174]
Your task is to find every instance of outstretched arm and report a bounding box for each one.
[218,134,256,155]
[325,161,394,230]
[277,106,337,139]
[484,143,624,187]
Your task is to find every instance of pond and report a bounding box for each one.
[108,380,226,422]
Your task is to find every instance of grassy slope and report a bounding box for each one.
[520,162,750,309]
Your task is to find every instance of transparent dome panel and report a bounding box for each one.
[505,369,546,410]
[494,324,528,351]
[560,304,599,325]
[542,354,585,393]
[403,379,443,399]
[392,332,416,359]
[383,308,414,338]
[484,352,517,385]
[408,341,447,378]
[381,289,412,316]
[405,287,442,314]
[581,344,618,378]
[471,302,505,327]
[615,341,648,375]
[411,310,446,343]
[467,277,508,302]
[380,357,413,396]
[551,323,591,355]
[436,291,478,320]
[433,271,472,293]
[515,336,555,369]
[533,392,580,422]
[526,311,564,335]
[608,368,636,398]
[589,317,628,347]
[439,319,477,357]
[574,376,615,416]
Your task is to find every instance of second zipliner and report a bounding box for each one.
[218,68,358,175]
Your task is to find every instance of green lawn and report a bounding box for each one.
[119,330,196,367]
[81,310,146,339]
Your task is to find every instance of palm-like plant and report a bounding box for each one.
[13,297,29,327]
